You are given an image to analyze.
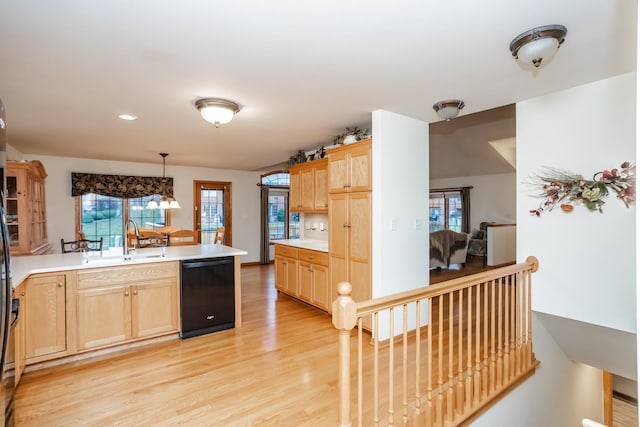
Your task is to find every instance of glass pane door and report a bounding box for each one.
[195,181,231,245]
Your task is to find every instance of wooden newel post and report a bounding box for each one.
[332,282,357,427]
[525,256,539,273]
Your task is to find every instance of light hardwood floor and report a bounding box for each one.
[16,264,341,426]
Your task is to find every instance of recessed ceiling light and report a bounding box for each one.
[118,114,137,121]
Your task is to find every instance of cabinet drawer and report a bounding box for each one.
[274,245,298,259]
[298,249,328,266]
[77,262,178,290]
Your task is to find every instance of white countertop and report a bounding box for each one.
[271,239,328,253]
[10,244,248,289]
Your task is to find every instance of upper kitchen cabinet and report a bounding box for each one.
[289,158,328,213]
[327,139,371,193]
[6,160,49,255]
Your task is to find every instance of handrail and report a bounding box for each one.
[333,256,540,427]
[356,256,538,316]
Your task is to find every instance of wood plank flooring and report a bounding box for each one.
[16,264,341,426]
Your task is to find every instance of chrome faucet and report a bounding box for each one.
[124,219,140,259]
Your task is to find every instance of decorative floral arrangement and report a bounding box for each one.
[528,161,635,216]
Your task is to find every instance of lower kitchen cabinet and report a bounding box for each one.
[298,261,329,311]
[132,279,178,339]
[274,245,298,295]
[76,262,179,352]
[274,244,329,312]
[24,274,67,361]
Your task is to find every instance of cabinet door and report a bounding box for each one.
[300,166,314,210]
[329,193,348,306]
[298,261,313,302]
[132,280,178,339]
[274,255,286,291]
[311,264,329,310]
[25,274,66,359]
[328,149,348,193]
[348,142,371,192]
[289,168,302,212]
[348,192,372,302]
[284,256,298,295]
[314,163,328,211]
[77,285,132,351]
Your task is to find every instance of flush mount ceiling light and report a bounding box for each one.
[432,100,465,121]
[117,114,137,121]
[509,25,567,68]
[147,153,180,210]
[195,98,241,128]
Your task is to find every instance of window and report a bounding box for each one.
[78,194,167,249]
[429,187,470,233]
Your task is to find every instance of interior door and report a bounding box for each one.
[194,181,231,245]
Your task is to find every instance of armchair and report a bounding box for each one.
[467,221,494,265]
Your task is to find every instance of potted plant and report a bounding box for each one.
[332,126,369,145]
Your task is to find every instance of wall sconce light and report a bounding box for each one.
[433,100,465,121]
[195,98,241,128]
[509,25,567,68]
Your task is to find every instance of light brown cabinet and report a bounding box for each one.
[289,158,328,213]
[327,139,371,194]
[329,192,371,305]
[24,274,67,361]
[274,245,298,295]
[297,249,329,310]
[274,244,329,311]
[289,167,301,213]
[76,262,179,352]
[327,139,373,314]
[6,160,49,255]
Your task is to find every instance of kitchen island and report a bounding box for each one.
[11,244,247,383]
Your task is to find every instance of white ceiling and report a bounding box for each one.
[0,1,636,176]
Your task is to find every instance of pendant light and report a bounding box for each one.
[147,153,181,210]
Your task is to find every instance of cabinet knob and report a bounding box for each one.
[57,282,63,287]
[343,223,351,228]
[124,290,130,296]
[133,290,138,295]
[20,292,25,297]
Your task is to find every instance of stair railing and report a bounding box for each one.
[332,256,540,426]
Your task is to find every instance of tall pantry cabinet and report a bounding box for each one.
[328,139,372,308]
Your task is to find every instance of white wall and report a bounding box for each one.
[371,110,429,299]
[430,172,516,231]
[19,154,261,263]
[517,72,636,333]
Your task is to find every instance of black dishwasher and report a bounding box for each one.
[180,257,235,338]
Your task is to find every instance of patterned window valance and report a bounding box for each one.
[71,172,174,199]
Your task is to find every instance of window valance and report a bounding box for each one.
[71,172,174,199]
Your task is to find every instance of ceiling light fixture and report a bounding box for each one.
[432,100,465,121]
[195,98,241,128]
[509,25,567,68]
[147,153,180,210]
[118,114,137,121]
